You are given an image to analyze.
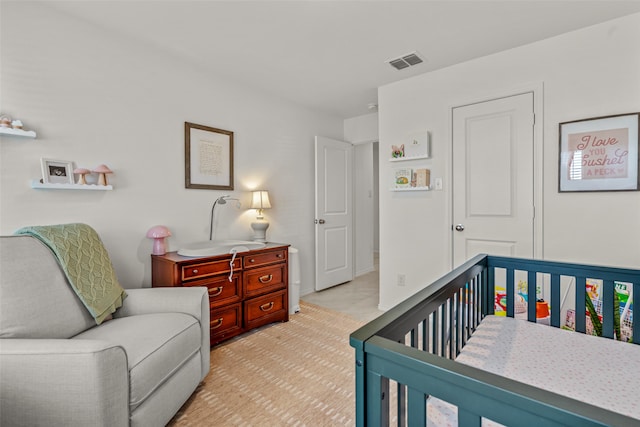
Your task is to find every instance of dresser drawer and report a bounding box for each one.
[244,290,287,329]
[243,264,286,298]
[186,273,242,307]
[209,303,242,343]
[182,258,241,281]
[244,249,286,269]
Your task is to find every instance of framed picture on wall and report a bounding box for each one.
[40,158,74,184]
[185,122,234,190]
[558,112,639,192]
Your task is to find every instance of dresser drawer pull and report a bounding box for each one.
[259,302,274,312]
[192,269,199,274]
[211,318,224,329]
[249,258,255,263]
[277,253,283,258]
[209,286,223,297]
[258,274,273,284]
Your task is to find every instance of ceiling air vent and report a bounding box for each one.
[386,51,424,71]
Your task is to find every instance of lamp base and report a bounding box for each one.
[251,220,270,242]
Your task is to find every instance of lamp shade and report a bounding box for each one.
[250,190,271,211]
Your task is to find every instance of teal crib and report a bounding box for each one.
[350,254,640,427]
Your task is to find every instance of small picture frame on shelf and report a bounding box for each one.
[391,144,405,159]
[404,131,431,159]
[40,158,74,184]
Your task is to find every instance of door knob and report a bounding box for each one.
[316,219,326,224]
[455,224,465,232]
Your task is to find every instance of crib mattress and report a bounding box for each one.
[427,315,640,426]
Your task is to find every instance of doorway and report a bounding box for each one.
[314,136,354,291]
[452,92,536,266]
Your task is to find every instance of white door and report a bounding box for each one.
[452,93,535,266]
[314,136,354,290]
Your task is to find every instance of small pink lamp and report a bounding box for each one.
[146,225,172,255]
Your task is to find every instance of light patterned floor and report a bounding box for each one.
[301,254,383,323]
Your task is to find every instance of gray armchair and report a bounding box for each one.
[0,235,210,426]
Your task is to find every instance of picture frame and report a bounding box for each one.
[404,131,431,159]
[185,122,234,190]
[40,158,74,184]
[559,113,639,192]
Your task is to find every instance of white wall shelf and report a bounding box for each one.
[31,180,113,191]
[389,155,431,162]
[390,186,431,192]
[1,127,37,138]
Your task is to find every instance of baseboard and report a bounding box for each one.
[355,266,375,276]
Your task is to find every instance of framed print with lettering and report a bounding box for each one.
[559,113,639,192]
[40,158,74,184]
[185,122,234,190]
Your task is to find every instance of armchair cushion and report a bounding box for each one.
[0,235,95,338]
[0,339,129,426]
[73,312,201,411]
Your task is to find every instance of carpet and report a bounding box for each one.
[169,301,365,426]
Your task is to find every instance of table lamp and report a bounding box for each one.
[250,190,271,242]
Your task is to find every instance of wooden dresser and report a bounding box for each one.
[151,243,289,346]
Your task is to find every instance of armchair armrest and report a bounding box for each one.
[0,339,128,427]
[114,287,210,379]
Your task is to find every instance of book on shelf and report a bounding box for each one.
[415,168,430,188]
[394,168,412,188]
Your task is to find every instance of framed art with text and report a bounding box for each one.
[559,113,639,192]
[185,122,234,190]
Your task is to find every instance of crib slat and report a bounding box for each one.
[455,289,461,356]
[634,283,639,345]
[576,277,587,333]
[448,297,454,358]
[458,408,482,427]
[486,265,494,315]
[465,282,471,341]
[409,327,416,348]
[470,278,476,330]
[551,274,561,327]
[475,275,481,327]
[421,319,428,352]
[602,280,615,339]
[528,270,536,322]
[366,370,389,426]
[432,311,439,353]
[506,268,515,318]
[407,387,426,426]
[397,382,406,427]
[440,304,446,357]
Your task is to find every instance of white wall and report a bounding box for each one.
[0,2,343,296]
[344,112,378,144]
[345,112,380,275]
[354,143,374,275]
[378,13,640,310]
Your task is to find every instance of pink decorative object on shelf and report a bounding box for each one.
[146,225,172,255]
[93,164,113,186]
[74,168,91,185]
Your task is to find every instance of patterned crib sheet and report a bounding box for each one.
[427,315,640,426]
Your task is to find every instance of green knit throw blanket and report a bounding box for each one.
[15,223,127,324]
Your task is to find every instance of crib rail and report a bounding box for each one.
[350,254,640,427]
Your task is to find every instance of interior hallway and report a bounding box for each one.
[301,254,383,323]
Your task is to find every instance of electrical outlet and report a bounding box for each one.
[397,274,406,287]
[435,178,443,191]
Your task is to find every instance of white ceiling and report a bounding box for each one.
[46,0,640,119]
